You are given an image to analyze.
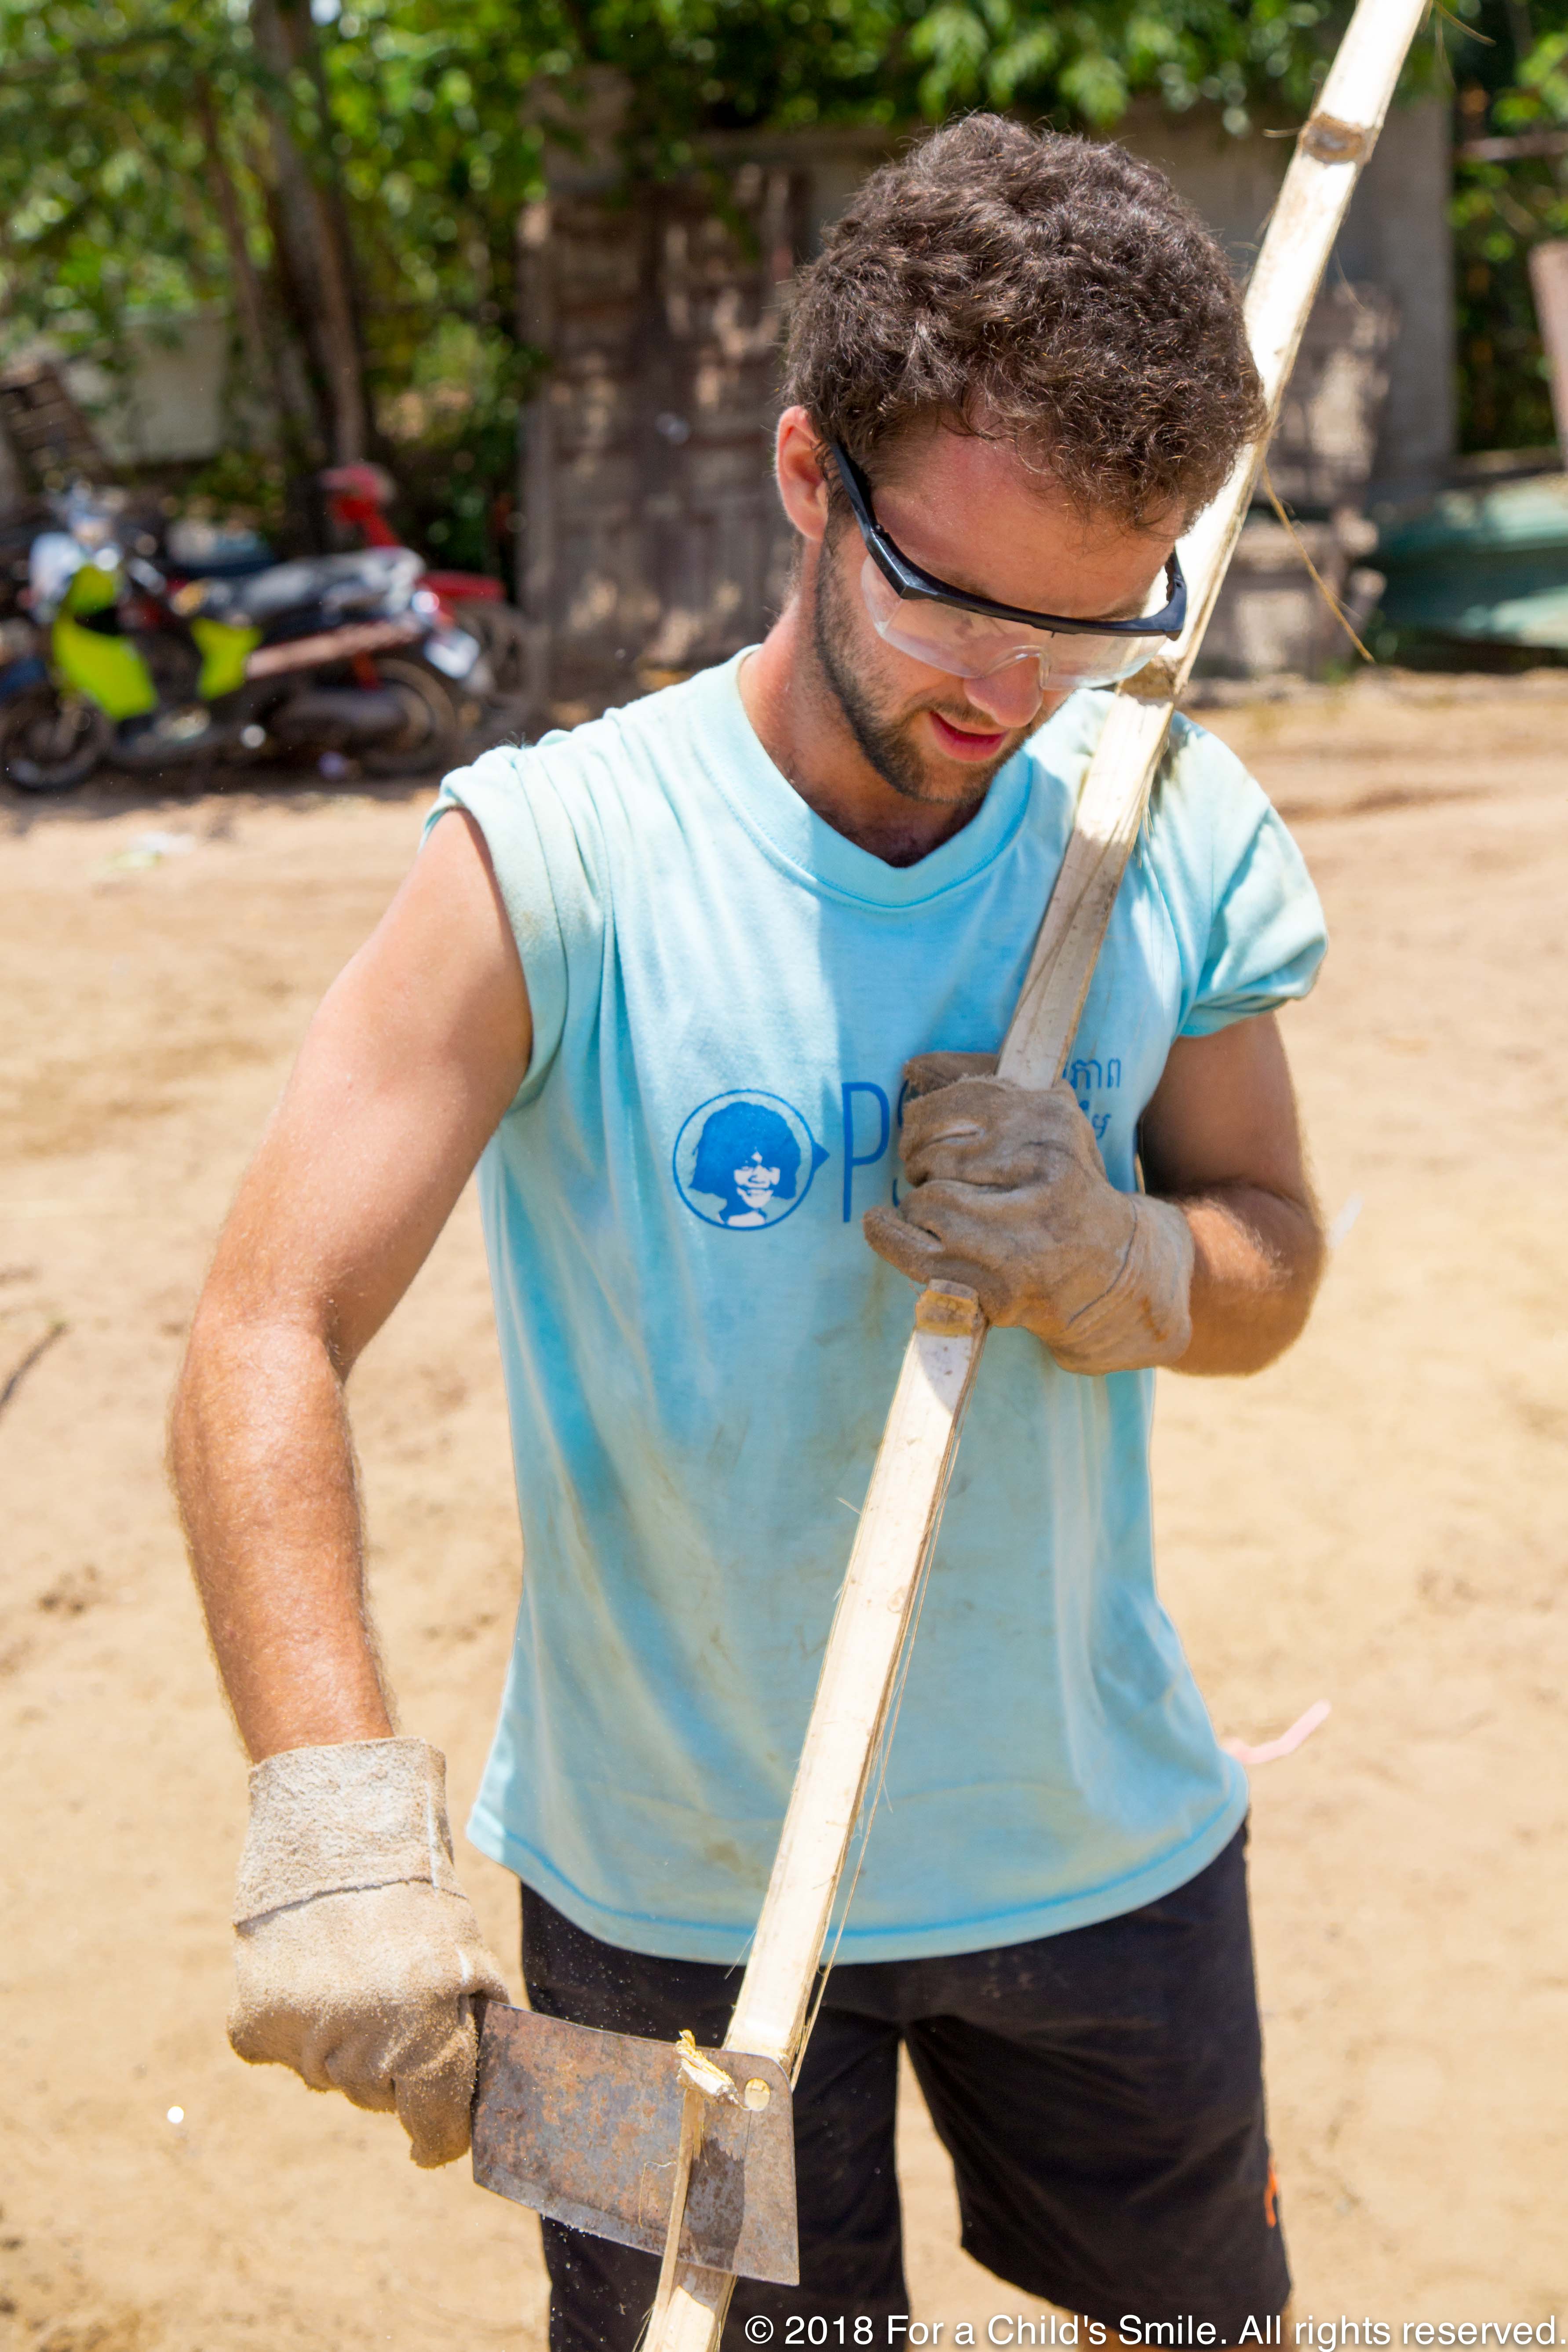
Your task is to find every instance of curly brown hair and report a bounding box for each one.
[782,115,1265,529]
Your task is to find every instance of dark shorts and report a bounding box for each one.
[520,1824,1289,2351]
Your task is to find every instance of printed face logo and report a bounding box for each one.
[673,1091,829,1230]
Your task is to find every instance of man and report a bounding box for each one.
[173,117,1326,2348]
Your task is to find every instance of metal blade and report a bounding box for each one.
[471,2004,799,2285]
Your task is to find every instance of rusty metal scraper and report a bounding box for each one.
[470,2004,799,2284]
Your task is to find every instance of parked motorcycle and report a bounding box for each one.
[0,491,493,793]
[321,463,532,699]
[0,613,48,725]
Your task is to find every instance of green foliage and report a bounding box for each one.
[1448,0,1568,452]
[904,0,1353,131]
[571,0,1367,149]
[377,320,532,574]
[0,0,239,358]
[0,0,1455,559]
[315,0,549,386]
[181,443,291,540]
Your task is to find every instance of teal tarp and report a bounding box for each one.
[1377,474,1568,648]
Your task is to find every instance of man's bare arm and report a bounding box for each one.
[1140,1013,1323,1378]
[170,811,530,1761]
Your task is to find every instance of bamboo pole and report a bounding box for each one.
[646,5,1430,2338]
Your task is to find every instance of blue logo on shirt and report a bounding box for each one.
[673,1091,830,1230]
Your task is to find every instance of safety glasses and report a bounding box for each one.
[828,442,1186,691]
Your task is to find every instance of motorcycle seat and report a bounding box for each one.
[197,547,421,624]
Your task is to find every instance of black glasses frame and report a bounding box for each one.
[828,441,1188,642]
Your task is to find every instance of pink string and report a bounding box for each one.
[1222,1699,1331,1767]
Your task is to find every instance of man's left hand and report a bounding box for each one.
[862,1052,1194,1374]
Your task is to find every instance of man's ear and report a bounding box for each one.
[775,408,831,545]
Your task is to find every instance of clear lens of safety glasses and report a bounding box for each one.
[860,557,1162,690]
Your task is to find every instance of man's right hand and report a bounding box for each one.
[229,1738,510,2168]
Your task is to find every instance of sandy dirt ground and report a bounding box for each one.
[2,671,1566,2352]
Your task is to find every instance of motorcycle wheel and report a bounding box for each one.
[2,686,113,793]
[453,599,532,696]
[360,656,462,779]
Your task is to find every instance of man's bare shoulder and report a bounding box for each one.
[350,801,532,1087]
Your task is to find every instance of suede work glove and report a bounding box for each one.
[229,1737,510,2168]
[863,1052,1195,1375]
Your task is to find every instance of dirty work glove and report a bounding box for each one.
[229,1737,510,2168]
[863,1052,1195,1375]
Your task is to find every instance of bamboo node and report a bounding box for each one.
[1300,113,1367,163]
[915,1281,984,1336]
[1121,656,1180,704]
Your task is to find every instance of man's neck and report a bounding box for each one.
[737,606,984,869]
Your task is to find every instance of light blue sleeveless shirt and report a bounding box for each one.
[429,657,1325,1963]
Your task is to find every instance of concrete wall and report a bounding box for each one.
[1338,99,1458,497]
[1117,96,1456,499]
[67,313,233,468]
[515,147,816,717]
[758,100,1458,503]
[1,314,233,505]
[729,88,1459,489]
[517,100,1456,709]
